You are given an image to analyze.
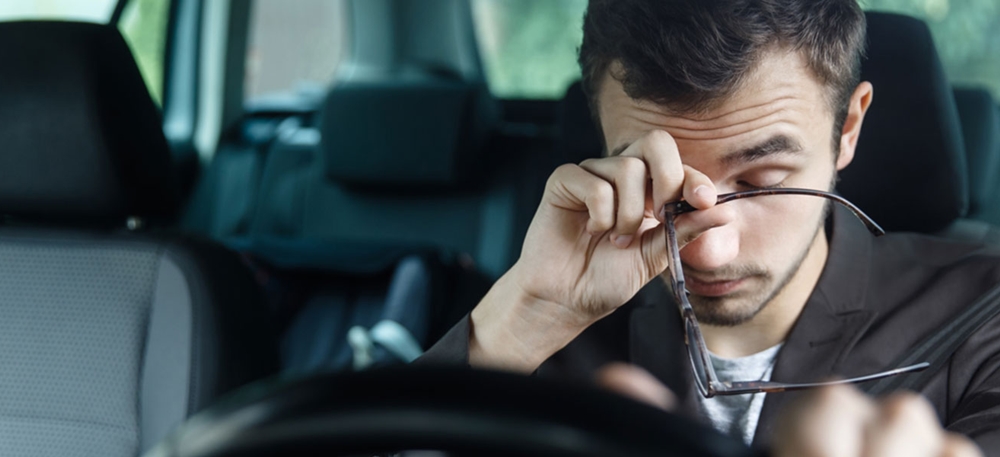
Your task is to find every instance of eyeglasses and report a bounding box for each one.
[662,188,929,398]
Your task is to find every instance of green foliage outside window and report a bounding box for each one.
[472,0,587,99]
[474,0,1000,100]
[118,0,171,106]
[863,0,1000,95]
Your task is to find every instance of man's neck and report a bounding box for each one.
[701,229,830,358]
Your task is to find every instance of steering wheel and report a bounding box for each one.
[146,366,759,457]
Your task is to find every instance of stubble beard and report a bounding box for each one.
[684,201,830,327]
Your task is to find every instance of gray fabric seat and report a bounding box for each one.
[0,22,278,456]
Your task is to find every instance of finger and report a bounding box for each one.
[619,130,686,221]
[865,392,943,457]
[772,385,876,457]
[671,199,737,252]
[639,217,670,279]
[681,165,718,210]
[545,164,615,235]
[594,363,676,411]
[580,156,648,247]
[941,433,983,457]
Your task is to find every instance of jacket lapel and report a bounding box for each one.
[751,204,878,449]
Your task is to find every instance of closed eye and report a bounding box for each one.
[736,180,786,191]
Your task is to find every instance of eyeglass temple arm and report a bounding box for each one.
[663,188,885,236]
[715,362,930,396]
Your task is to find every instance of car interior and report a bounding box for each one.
[0,0,999,455]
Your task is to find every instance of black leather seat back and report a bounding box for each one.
[0,22,277,456]
[840,12,969,233]
[953,87,1000,224]
[0,22,179,226]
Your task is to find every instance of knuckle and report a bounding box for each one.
[814,384,858,408]
[548,163,579,186]
[805,385,869,418]
[592,179,614,198]
[944,433,983,457]
[615,156,647,178]
[881,392,935,423]
[586,180,615,208]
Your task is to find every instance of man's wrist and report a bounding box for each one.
[468,271,592,373]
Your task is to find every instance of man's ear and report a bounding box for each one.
[836,82,874,171]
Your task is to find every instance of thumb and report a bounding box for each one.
[639,205,730,281]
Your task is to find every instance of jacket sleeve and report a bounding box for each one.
[944,325,1000,454]
[413,314,472,367]
[939,259,1000,455]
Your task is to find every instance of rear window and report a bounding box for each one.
[471,0,586,100]
[472,0,1000,100]
[244,0,350,109]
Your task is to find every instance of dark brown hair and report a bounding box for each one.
[579,0,866,148]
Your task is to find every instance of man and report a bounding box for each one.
[421,0,1000,454]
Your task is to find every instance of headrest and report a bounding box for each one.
[321,78,499,189]
[0,21,178,225]
[838,12,968,233]
[952,87,1000,215]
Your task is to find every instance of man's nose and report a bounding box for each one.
[678,205,739,271]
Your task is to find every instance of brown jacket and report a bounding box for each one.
[420,205,1000,454]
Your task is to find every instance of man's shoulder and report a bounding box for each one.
[860,231,1000,337]
[873,230,1000,287]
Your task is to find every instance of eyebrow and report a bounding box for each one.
[608,134,803,163]
[721,135,803,166]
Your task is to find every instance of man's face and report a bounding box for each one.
[597,49,851,326]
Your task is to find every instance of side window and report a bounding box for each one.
[472,0,587,99]
[244,0,350,108]
[118,0,172,106]
[862,0,1000,99]
[0,1,115,22]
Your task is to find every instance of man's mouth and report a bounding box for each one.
[684,275,748,297]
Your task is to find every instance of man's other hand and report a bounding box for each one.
[773,384,982,457]
[596,364,982,457]
[469,130,722,372]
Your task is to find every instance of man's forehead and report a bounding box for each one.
[597,49,831,157]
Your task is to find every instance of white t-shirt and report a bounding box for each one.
[695,344,782,446]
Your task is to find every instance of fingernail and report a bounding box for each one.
[613,234,633,248]
[694,185,710,199]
